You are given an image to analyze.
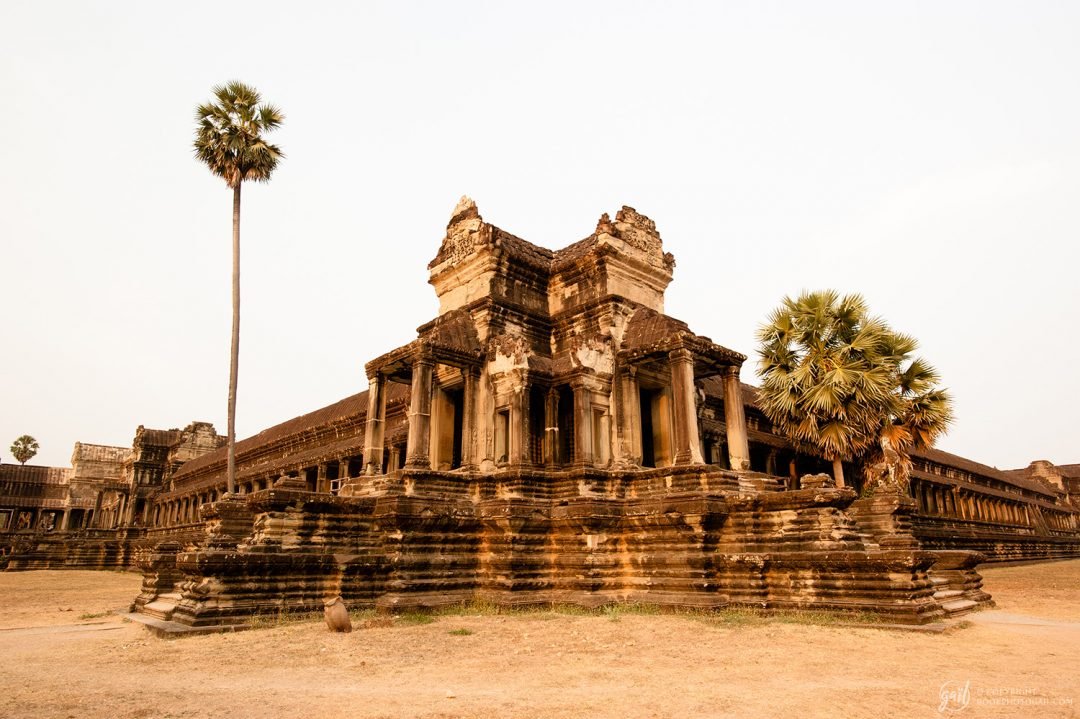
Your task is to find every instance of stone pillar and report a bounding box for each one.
[613,366,641,467]
[509,374,529,465]
[460,368,478,469]
[721,365,751,471]
[60,509,71,531]
[572,380,593,465]
[363,371,387,475]
[91,492,104,529]
[317,464,328,493]
[668,349,703,465]
[765,449,778,477]
[405,355,434,469]
[544,388,559,468]
[125,494,139,525]
[598,411,611,466]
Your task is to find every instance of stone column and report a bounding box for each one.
[598,411,612,466]
[721,365,751,471]
[509,374,529,465]
[317,464,328,493]
[91,492,104,529]
[572,380,593,465]
[765,449,778,477]
[544,388,559,468]
[60,509,71,531]
[363,371,387,475]
[668,349,703,465]
[460,368,478,469]
[405,355,434,469]
[613,366,641,467]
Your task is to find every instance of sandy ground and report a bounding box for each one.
[0,562,1077,719]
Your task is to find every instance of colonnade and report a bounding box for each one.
[912,480,1033,526]
[149,454,365,528]
[362,347,751,475]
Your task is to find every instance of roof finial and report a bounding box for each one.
[449,195,481,227]
[595,212,614,235]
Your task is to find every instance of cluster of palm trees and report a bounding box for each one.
[756,290,953,494]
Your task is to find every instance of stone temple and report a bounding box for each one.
[2,199,1078,631]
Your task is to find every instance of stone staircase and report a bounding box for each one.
[139,591,182,621]
[931,575,978,617]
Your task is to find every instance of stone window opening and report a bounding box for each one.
[495,408,510,465]
[638,385,674,468]
[592,406,610,466]
[431,383,464,471]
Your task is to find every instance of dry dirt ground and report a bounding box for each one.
[1,562,1077,719]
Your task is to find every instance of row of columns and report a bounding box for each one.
[625,356,749,470]
[364,349,752,474]
[149,455,366,528]
[913,481,1032,526]
[0,507,106,532]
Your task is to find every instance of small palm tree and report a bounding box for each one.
[10,435,39,465]
[194,82,284,494]
[862,334,953,493]
[756,291,899,486]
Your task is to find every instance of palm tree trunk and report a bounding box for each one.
[832,457,845,487]
[226,181,241,495]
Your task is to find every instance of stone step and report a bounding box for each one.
[934,589,965,600]
[140,594,182,621]
[939,598,978,617]
[120,612,250,638]
[930,576,950,587]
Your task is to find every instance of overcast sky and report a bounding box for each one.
[2,1,1077,470]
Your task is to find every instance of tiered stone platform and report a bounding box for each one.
[131,467,991,632]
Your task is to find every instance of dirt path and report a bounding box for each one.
[0,562,1076,719]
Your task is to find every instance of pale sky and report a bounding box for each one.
[2,1,1077,470]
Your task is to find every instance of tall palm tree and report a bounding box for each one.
[756,291,898,486]
[194,82,284,494]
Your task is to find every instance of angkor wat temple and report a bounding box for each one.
[3,199,1078,631]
